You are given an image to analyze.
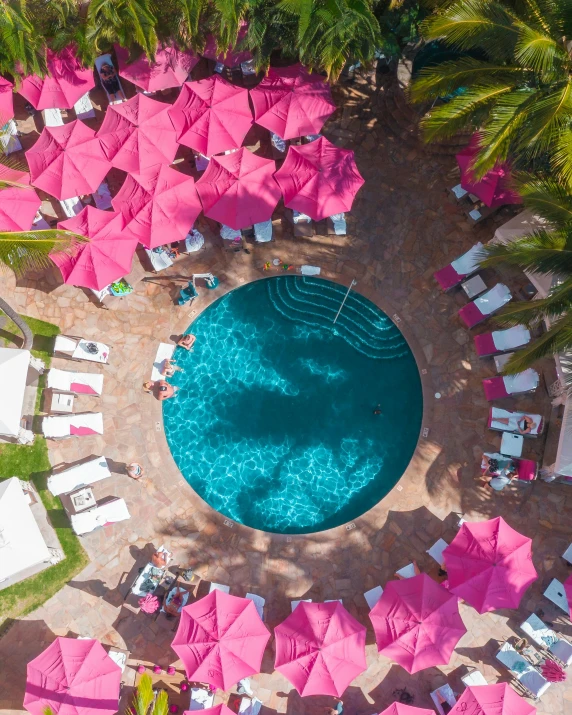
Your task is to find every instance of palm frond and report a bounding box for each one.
[0,230,87,277]
[501,314,572,374]
[131,673,154,715]
[480,228,572,275]
[516,173,572,225]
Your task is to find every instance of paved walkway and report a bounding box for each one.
[1,78,572,715]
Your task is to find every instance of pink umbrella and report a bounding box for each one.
[370,574,466,674]
[453,683,536,715]
[19,47,95,110]
[171,590,270,691]
[112,164,201,248]
[24,636,121,715]
[0,76,14,121]
[115,44,199,92]
[195,148,280,229]
[274,136,364,221]
[564,573,572,617]
[456,134,521,207]
[0,164,30,185]
[379,705,434,715]
[443,516,537,614]
[251,64,336,140]
[51,206,138,290]
[26,120,111,200]
[97,93,179,173]
[202,22,252,67]
[0,187,41,231]
[169,75,252,157]
[274,601,366,697]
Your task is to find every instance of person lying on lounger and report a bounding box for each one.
[99,62,126,102]
[495,414,537,434]
[177,333,196,351]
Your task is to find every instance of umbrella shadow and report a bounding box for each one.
[368,664,449,713]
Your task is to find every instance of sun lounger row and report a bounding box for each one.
[71,496,130,535]
[483,368,539,400]
[496,641,551,699]
[47,368,103,395]
[459,283,512,328]
[475,325,531,356]
[520,613,572,666]
[434,242,484,291]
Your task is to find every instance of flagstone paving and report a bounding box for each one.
[1,75,572,715]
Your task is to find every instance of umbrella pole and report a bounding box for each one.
[333,278,357,324]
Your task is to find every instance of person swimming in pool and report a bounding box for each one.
[373,404,382,415]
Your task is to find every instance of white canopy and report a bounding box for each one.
[0,348,30,436]
[0,477,50,582]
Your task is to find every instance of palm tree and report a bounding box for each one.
[480,175,572,377]
[130,673,169,715]
[0,0,46,77]
[410,0,572,183]
[86,0,159,59]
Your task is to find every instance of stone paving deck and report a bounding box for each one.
[1,77,572,715]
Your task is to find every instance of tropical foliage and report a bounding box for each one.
[410,0,572,183]
[480,175,572,375]
[130,674,169,715]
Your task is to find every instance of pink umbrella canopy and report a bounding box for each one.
[171,590,270,691]
[202,23,252,67]
[169,75,252,157]
[274,136,364,221]
[379,705,434,715]
[0,164,30,185]
[115,44,199,92]
[0,187,41,231]
[23,636,121,715]
[26,120,111,200]
[19,47,95,110]
[564,573,572,617]
[369,573,466,674]
[274,601,367,697]
[195,148,280,229]
[443,516,538,614]
[112,164,201,248]
[52,206,138,290]
[456,134,521,207]
[183,708,234,715]
[97,93,179,173]
[452,683,536,715]
[250,64,336,140]
[0,76,14,121]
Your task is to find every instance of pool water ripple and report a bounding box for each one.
[163,277,422,533]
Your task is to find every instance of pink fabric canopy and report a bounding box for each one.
[112,164,201,248]
[274,601,367,697]
[0,76,14,121]
[453,683,536,715]
[19,47,95,110]
[26,120,111,200]
[202,23,252,67]
[564,573,572,617]
[379,705,434,715]
[195,148,280,229]
[274,136,364,221]
[443,516,537,613]
[456,135,521,208]
[171,590,270,691]
[169,75,252,157]
[251,64,336,140]
[52,206,138,290]
[23,636,121,715]
[97,93,179,173]
[0,164,30,185]
[370,574,466,674]
[0,187,41,231]
[115,44,199,92]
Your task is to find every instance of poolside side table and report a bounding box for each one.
[50,392,74,414]
[500,432,524,458]
[462,275,487,299]
[60,486,96,516]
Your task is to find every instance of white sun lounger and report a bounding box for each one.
[395,562,418,579]
[328,213,346,235]
[245,592,265,620]
[427,538,448,566]
[254,219,272,243]
[220,224,241,241]
[488,408,543,437]
[151,343,175,382]
[364,586,383,609]
[47,368,104,396]
[238,698,262,715]
[74,92,96,120]
[146,248,173,273]
[209,583,230,594]
[92,181,112,210]
[54,336,110,363]
[59,196,83,218]
[0,119,22,154]
[520,613,572,666]
[42,412,104,439]
[48,456,111,496]
[461,668,487,687]
[496,642,551,699]
[71,497,131,535]
[451,184,468,200]
[42,108,64,127]
[189,687,214,710]
[95,55,126,104]
[563,544,572,564]
[291,599,312,611]
[544,579,569,614]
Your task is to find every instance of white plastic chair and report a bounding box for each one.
[209,583,230,594]
[520,613,572,666]
[364,586,383,609]
[291,598,311,611]
[245,592,265,620]
[427,538,448,566]
[544,578,569,614]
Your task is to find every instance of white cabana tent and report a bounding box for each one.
[0,347,30,437]
[0,477,50,583]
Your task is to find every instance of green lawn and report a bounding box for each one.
[0,315,88,629]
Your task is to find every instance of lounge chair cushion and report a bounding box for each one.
[474,332,497,356]
[48,456,110,496]
[434,264,461,291]
[459,301,485,328]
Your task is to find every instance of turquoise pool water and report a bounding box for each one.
[163,277,422,534]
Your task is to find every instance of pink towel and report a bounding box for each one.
[474,332,497,356]
[434,264,462,291]
[459,301,484,328]
[482,377,508,401]
[70,425,99,436]
[517,459,537,481]
[70,382,98,395]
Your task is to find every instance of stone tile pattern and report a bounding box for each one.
[1,76,571,715]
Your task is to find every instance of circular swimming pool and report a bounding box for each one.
[163,276,422,534]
